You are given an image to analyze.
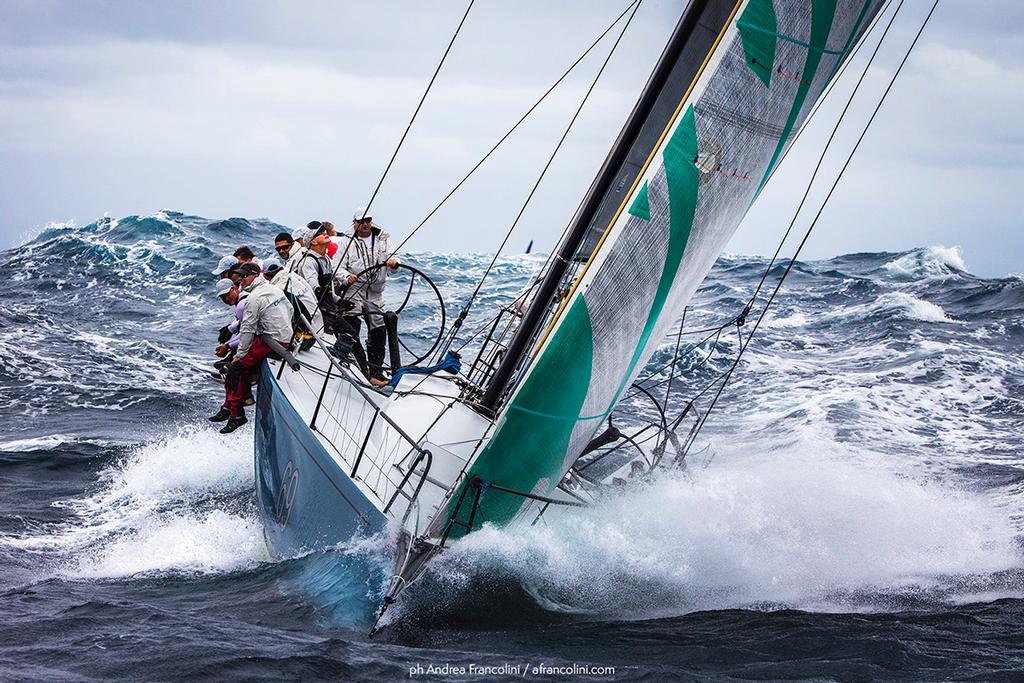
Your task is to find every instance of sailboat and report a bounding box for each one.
[254,0,890,622]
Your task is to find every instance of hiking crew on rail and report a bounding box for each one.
[207,207,403,432]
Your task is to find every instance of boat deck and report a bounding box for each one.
[266,343,493,538]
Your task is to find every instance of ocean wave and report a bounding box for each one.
[881,245,967,279]
[0,212,1021,618]
[69,510,268,579]
[842,291,955,323]
[0,435,125,453]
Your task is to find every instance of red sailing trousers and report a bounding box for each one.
[223,337,275,416]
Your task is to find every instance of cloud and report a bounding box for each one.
[0,1,1021,276]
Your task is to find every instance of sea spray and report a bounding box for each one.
[0,425,265,578]
[422,451,1022,619]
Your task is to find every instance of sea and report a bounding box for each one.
[1,211,1022,681]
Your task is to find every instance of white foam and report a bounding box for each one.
[70,426,252,516]
[830,291,954,324]
[882,245,967,279]
[877,291,953,323]
[768,311,811,328]
[1,425,266,578]
[70,510,268,579]
[0,434,120,452]
[439,453,1022,617]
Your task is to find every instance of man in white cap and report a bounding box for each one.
[214,278,245,359]
[332,206,400,385]
[212,255,237,278]
[211,277,252,396]
[295,222,337,312]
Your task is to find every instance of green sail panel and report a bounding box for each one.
[435,296,594,538]
[737,0,778,88]
[756,0,838,193]
[612,105,700,403]
[628,180,651,221]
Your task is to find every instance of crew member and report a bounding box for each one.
[266,261,321,342]
[273,232,298,262]
[333,206,400,385]
[211,278,253,406]
[295,222,371,377]
[209,263,293,434]
[296,223,337,319]
[212,255,237,279]
[215,278,247,359]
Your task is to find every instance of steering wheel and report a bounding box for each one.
[345,262,447,367]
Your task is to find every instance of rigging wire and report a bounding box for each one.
[302,1,473,337]
[358,0,475,221]
[681,0,941,456]
[445,0,645,341]
[630,0,901,418]
[634,0,895,352]
[463,0,894,389]
[389,0,643,257]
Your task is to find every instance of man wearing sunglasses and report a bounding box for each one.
[273,231,299,263]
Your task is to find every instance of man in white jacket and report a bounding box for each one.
[332,206,400,384]
[210,263,293,433]
[266,262,322,337]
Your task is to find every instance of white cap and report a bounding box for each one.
[291,227,306,241]
[304,227,323,244]
[211,255,237,275]
[352,206,373,221]
[263,256,284,271]
[215,277,234,297]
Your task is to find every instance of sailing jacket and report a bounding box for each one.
[226,293,248,350]
[236,279,294,359]
[295,249,338,306]
[270,268,322,332]
[285,246,307,273]
[332,225,400,306]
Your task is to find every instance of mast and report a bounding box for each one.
[481,0,733,412]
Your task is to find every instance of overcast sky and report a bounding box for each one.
[1,0,1021,276]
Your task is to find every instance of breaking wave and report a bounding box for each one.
[881,244,967,279]
[1,425,268,579]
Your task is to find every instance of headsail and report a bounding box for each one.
[427,0,884,540]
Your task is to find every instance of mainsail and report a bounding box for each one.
[426,0,884,540]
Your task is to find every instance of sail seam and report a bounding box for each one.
[735,19,845,54]
[507,405,609,421]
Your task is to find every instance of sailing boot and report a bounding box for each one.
[220,414,248,434]
[208,407,231,422]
